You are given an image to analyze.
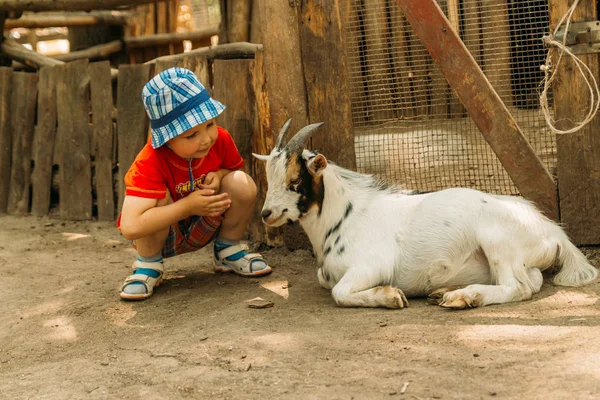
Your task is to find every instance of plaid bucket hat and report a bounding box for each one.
[142,67,226,149]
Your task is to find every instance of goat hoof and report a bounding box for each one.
[439,297,470,309]
[427,286,463,305]
[439,291,480,310]
[386,286,409,309]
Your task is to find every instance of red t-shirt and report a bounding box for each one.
[124,126,244,202]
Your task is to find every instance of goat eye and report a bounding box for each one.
[288,179,301,192]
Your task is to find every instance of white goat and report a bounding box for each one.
[253,120,598,309]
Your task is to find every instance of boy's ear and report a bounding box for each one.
[307,154,327,176]
[252,153,269,162]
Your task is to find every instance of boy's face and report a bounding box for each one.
[167,119,218,159]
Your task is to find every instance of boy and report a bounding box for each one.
[118,67,271,301]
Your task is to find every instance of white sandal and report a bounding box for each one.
[120,260,164,301]
[214,243,272,277]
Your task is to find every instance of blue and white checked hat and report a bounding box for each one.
[142,67,226,149]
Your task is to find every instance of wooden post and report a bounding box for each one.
[257,0,310,247]
[0,67,12,213]
[394,0,558,220]
[7,72,38,215]
[213,59,261,240]
[116,64,152,214]
[227,0,251,43]
[428,0,450,117]
[551,0,600,244]
[90,61,116,221]
[213,59,254,174]
[361,0,396,122]
[445,0,465,117]
[257,1,308,143]
[388,3,416,118]
[251,50,280,245]
[300,0,356,169]
[56,60,92,220]
[31,66,57,216]
[480,0,513,107]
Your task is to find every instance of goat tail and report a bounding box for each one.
[553,236,598,287]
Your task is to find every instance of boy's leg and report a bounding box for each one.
[214,171,271,276]
[121,194,172,300]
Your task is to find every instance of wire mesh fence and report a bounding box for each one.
[347,0,554,195]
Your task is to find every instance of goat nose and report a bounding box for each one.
[261,209,272,220]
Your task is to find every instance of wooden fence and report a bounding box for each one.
[0,50,275,241]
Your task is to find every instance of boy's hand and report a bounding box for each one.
[202,171,221,192]
[185,188,231,217]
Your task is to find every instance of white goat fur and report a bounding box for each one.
[254,123,598,309]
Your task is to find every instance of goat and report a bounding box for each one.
[253,120,599,309]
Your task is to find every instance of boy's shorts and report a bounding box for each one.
[131,215,221,258]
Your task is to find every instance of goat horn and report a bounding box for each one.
[285,122,324,153]
[275,118,292,150]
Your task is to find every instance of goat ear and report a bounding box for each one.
[307,154,327,176]
[252,153,269,161]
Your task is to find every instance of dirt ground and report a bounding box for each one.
[1,214,600,400]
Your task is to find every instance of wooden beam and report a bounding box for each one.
[1,36,119,79]
[5,11,132,29]
[125,26,219,48]
[0,0,157,12]
[54,40,123,62]
[148,42,263,64]
[1,36,63,69]
[551,0,600,245]
[394,0,558,220]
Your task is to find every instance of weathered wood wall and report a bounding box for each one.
[551,0,600,245]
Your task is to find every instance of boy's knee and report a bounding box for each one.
[222,171,257,201]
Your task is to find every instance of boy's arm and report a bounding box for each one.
[120,189,231,240]
[119,195,191,240]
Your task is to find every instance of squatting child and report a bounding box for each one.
[118,67,271,300]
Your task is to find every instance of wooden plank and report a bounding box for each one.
[300,0,356,169]
[552,0,600,244]
[394,0,558,220]
[406,23,430,117]
[251,50,282,246]
[116,64,152,214]
[428,0,450,117]
[388,3,416,119]
[257,0,308,143]
[154,55,211,95]
[256,0,309,248]
[250,0,262,44]
[213,59,254,174]
[90,61,115,221]
[31,66,57,216]
[0,67,12,214]
[445,0,465,117]
[227,0,251,43]
[7,72,38,215]
[55,59,92,219]
[480,0,513,107]
[362,0,396,122]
